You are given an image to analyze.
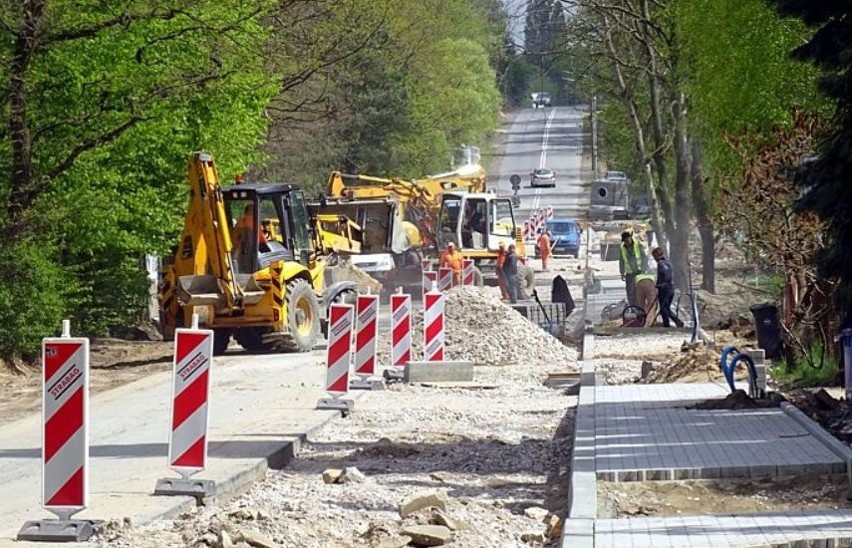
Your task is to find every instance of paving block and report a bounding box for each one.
[562,518,594,548]
[403,361,473,383]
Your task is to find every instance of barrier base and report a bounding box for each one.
[17,519,99,542]
[317,397,354,414]
[404,361,474,383]
[383,368,405,382]
[154,477,215,497]
[349,376,384,391]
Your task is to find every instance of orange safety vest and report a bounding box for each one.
[537,234,551,258]
[236,215,267,244]
[439,250,462,274]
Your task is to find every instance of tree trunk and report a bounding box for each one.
[690,139,715,292]
[602,16,668,251]
[670,90,692,291]
[7,0,45,238]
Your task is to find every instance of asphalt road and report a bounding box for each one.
[489,106,589,223]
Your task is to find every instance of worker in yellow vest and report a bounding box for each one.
[619,230,647,306]
[634,273,658,327]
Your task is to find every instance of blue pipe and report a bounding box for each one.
[729,353,758,398]
[720,346,740,392]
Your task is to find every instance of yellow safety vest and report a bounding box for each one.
[635,273,655,284]
[620,241,644,275]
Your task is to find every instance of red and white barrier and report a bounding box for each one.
[42,328,89,511]
[325,304,354,394]
[462,259,475,286]
[421,259,433,272]
[438,267,453,291]
[423,289,445,362]
[390,293,412,368]
[422,270,437,299]
[168,324,213,474]
[353,294,379,377]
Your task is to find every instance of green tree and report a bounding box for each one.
[768,2,852,315]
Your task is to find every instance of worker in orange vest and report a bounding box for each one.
[495,242,510,300]
[537,229,551,271]
[439,241,463,285]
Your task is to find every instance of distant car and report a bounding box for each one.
[530,168,556,187]
[531,92,551,109]
[605,170,627,181]
[547,218,582,258]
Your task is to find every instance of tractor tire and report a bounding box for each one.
[234,327,269,352]
[322,287,358,338]
[213,328,231,356]
[281,279,321,352]
[516,264,535,300]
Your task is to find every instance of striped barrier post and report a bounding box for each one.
[438,267,454,291]
[461,259,475,286]
[350,294,382,390]
[18,321,96,542]
[421,259,432,272]
[317,304,355,412]
[155,314,215,497]
[391,293,412,368]
[422,270,437,300]
[423,289,445,362]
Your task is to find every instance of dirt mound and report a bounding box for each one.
[642,345,724,384]
[693,389,768,410]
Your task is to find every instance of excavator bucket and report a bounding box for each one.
[178,275,224,307]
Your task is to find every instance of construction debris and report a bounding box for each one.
[399,491,448,518]
[380,286,578,368]
[399,524,452,546]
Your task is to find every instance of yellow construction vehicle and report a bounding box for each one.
[323,170,533,295]
[159,152,357,354]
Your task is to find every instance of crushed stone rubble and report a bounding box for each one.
[97,358,577,548]
[379,286,578,369]
[592,332,689,360]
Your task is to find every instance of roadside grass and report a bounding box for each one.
[771,339,839,388]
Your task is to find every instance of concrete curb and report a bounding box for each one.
[140,397,362,525]
[562,361,596,548]
[780,401,852,465]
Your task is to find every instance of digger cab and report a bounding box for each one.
[221,184,316,274]
[437,192,519,254]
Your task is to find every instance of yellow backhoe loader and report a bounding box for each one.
[159,152,357,354]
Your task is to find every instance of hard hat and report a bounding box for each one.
[447,241,455,248]
[498,241,506,248]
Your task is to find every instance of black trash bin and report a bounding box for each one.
[750,303,783,360]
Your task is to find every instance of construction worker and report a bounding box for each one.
[235,203,268,245]
[496,242,510,301]
[634,273,658,327]
[652,247,684,328]
[619,230,646,307]
[502,244,519,303]
[439,241,463,285]
[537,229,551,272]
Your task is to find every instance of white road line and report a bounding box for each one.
[531,109,557,213]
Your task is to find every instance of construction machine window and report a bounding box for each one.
[461,198,487,249]
[437,197,461,248]
[287,190,314,264]
[227,199,261,275]
[490,200,514,237]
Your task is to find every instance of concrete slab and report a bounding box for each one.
[0,350,358,544]
[594,385,846,481]
[595,509,852,548]
[403,361,474,383]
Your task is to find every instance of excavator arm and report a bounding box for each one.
[171,152,241,311]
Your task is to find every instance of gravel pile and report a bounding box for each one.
[380,286,578,369]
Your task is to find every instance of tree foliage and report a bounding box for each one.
[0,0,506,359]
[768,1,852,317]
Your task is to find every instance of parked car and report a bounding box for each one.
[604,170,627,181]
[542,218,582,258]
[530,167,557,188]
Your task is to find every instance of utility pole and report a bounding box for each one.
[591,94,599,179]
